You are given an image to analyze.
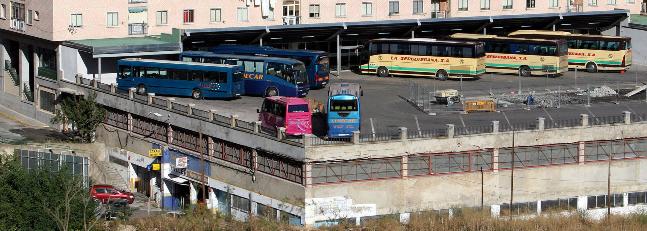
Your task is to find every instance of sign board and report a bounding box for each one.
[148,149,162,157]
[151,163,160,171]
[176,157,188,169]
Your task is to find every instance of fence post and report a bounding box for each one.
[278,127,286,140]
[254,121,262,133]
[110,83,116,93]
[352,131,360,144]
[208,110,217,121]
[147,93,155,105]
[492,148,499,172]
[401,155,408,178]
[304,134,314,147]
[578,141,585,165]
[400,127,408,141]
[231,115,238,128]
[492,121,499,134]
[92,78,98,88]
[446,124,455,138]
[187,103,195,115]
[75,74,82,84]
[537,117,545,131]
[580,114,589,127]
[128,87,135,99]
[167,98,175,110]
[304,163,312,187]
[624,111,631,125]
[127,113,133,132]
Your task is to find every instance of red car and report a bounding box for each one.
[90,184,135,204]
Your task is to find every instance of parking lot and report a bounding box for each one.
[171,65,647,136]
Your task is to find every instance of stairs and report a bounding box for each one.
[4,61,19,86]
[95,161,130,191]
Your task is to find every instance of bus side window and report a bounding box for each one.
[191,71,204,82]
[206,71,223,83]
[390,44,398,55]
[261,100,270,113]
[462,47,473,58]
[171,70,188,81]
[255,62,264,73]
[244,61,256,72]
[144,67,160,78]
[158,69,168,79]
[182,57,193,62]
[119,66,131,79]
[370,43,378,55]
[381,43,390,54]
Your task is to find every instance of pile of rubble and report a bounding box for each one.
[587,86,617,98]
[493,93,584,108]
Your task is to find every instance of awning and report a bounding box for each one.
[165,177,188,185]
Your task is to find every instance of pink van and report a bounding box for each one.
[258,96,312,136]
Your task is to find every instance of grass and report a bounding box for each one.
[103,206,647,231]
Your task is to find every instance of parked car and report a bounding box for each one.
[90,184,135,204]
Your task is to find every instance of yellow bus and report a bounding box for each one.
[508,30,631,73]
[359,38,486,80]
[450,33,568,77]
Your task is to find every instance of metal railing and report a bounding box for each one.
[128,23,148,35]
[10,19,25,32]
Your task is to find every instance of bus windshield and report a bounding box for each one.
[288,104,309,113]
[291,63,308,85]
[233,71,243,81]
[330,99,358,112]
[317,56,330,72]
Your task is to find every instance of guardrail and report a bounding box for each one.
[72,79,302,146]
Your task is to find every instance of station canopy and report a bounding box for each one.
[183,10,629,49]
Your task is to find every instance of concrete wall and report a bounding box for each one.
[304,158,647,224]
[307,121,647,161]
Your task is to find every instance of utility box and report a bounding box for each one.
[463,100,496,113]
[435,89,460,105]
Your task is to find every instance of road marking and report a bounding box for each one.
[541,107,555,124]
[584,106,600,124]
[502,111,512,128]
[458,114,466,127]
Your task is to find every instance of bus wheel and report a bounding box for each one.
[436,70,448,81]
[586,62,598,73]
[265,88,278,97]
[191,89,202,100]
[519,66,531,77]
[376,66,389,77]
[136,84,146,95]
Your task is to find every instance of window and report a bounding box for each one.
[413,0,424,14]
[11,2,25,21]
[589,0,598,5]
[549,0,559,7]
[205,71,227,83]
[231,195,250,213]
[458,0,469,11]
[210,8,222,22]
[481,0,491,10]
[527,0,536,8]
[626,0,635,3]
[335,3,346,17]
[309,4,320,18]
[183,9,194,23]
[362,2,373,16]
[607,0,617,4]
[156,11,167,25]
[389,1,399,15]
[34,11,39,20]
[106,12,118,27]
[288,104,309,113]
[70,14,82,27]
[503,0,513,9]
[27,10,32,24]
[237,7,248,21]
[0,4,5,19]
[39,90,56,113]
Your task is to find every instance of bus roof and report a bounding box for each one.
[370,38,481,45]
[182,51,303,64]
[508,30,630,40]
[450,33,563,44]
[212,45,327,56]
[329,83,361,97]
[265,96,310,105]
[119,58,236,68]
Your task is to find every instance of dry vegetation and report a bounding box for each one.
[106,207,647,231]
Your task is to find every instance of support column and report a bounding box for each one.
[209,188,218,213]
[336,34,341,76]
[492,148,499,172]
[624,111,631,125]
[34,84,40,108]
[400,127,407,140]
[98,57,102,83]
[492,121,499,134]
[483,28,487,35]
[537,117,545,131]
[304,163,312,186]
[578,141,585,165]
[580,114,589,127]
[18,45,26,98]
[189,181,198,205]
[401,155,408,178]
[411,31,415,38]
[446,124,455,138]
[616,25,621,36]
[128,162,138,191]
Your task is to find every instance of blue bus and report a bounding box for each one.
[116,58,243,99]
[181,51,309,97]
[327,83,362,138]
[210,45,330,89]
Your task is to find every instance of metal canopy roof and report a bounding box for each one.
[183,10,629,49]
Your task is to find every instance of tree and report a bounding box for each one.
[0,156,99,230]
[51,92,106,143]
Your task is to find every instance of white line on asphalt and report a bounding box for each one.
[541,107,555,124]
[502,111,512,128]
[458,114,466,127]
[584,106,600,124]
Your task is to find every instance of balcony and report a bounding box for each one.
[282,16,300,25]
[10,19,25,32]
[431,11,448,19]
[128,23,148,36]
